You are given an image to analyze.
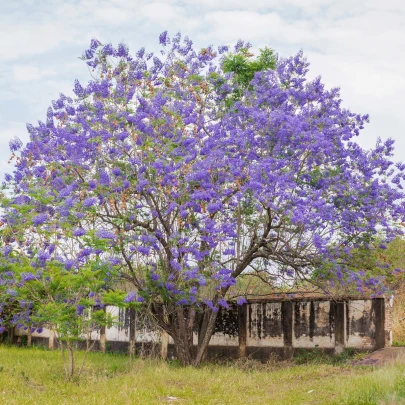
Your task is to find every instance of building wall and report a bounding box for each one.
[12,297,390,358]
[292,301,335,349]
[247,302,284,347]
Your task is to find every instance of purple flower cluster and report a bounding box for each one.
[96,229,116,240]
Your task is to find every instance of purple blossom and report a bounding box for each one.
[22,273,36,282]
[170,259,182,271]
[83,197,97,207]
[117,43,129,57]
[3,245,12,256]
[176,298,188,305]
[9,137,23,152]
[109,257,121,265]
[76,305,85,316]
[65,259,75,270]
[116,131,129,141]
[112,167,121,177]
[159,31,169,46]
[90,38,101,50]
[138,246,151,255]
[198,277,207,287]
[88,179,97,190]
[207,202,222,214]
[32,213,48,226]
[204,300,219,313]
[96,229,116,239]
[73,227,87,236]
[99,171,110,186]
[218,298,229,309]
[124,292,136,303]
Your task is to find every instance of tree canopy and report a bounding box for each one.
[1,32,405,364]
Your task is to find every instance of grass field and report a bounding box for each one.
[1,346,405,404]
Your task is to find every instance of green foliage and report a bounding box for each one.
[221,46,276,107]
[222,47,276,88]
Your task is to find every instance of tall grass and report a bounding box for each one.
[1,346,405,404]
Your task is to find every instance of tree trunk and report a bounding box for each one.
[7,327,15,344]
[170,306,195,366]
[194,308,218,366]
[153,302,219,366]
[67,341,75,379]
[100,325,106,353]
[49,328,55,350]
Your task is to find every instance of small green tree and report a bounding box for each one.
[0,252,120,379]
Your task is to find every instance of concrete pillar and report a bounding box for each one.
[373,298,385,350]
[282,301,293,347]
[238,303,247,358]
[334,301,346,353]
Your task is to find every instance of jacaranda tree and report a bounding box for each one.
[1,32,405,365]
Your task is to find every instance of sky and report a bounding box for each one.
[0,0,404,181]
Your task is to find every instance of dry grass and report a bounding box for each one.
[392,288,405,346]
[1,346,405,404]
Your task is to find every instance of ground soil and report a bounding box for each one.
[352,347,405,366]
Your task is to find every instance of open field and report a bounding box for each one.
[1,346,405,404]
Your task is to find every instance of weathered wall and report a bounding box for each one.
[247,302,284,347]
[11,297,390,359]
[292,301,335,348]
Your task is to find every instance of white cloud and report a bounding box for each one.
[0,22,80,61]
[12,65,57,82]
[198,10,315,44]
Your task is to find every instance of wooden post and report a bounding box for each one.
[238,303,247,358]
[129,308,136,358]
[161,330,169,360]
